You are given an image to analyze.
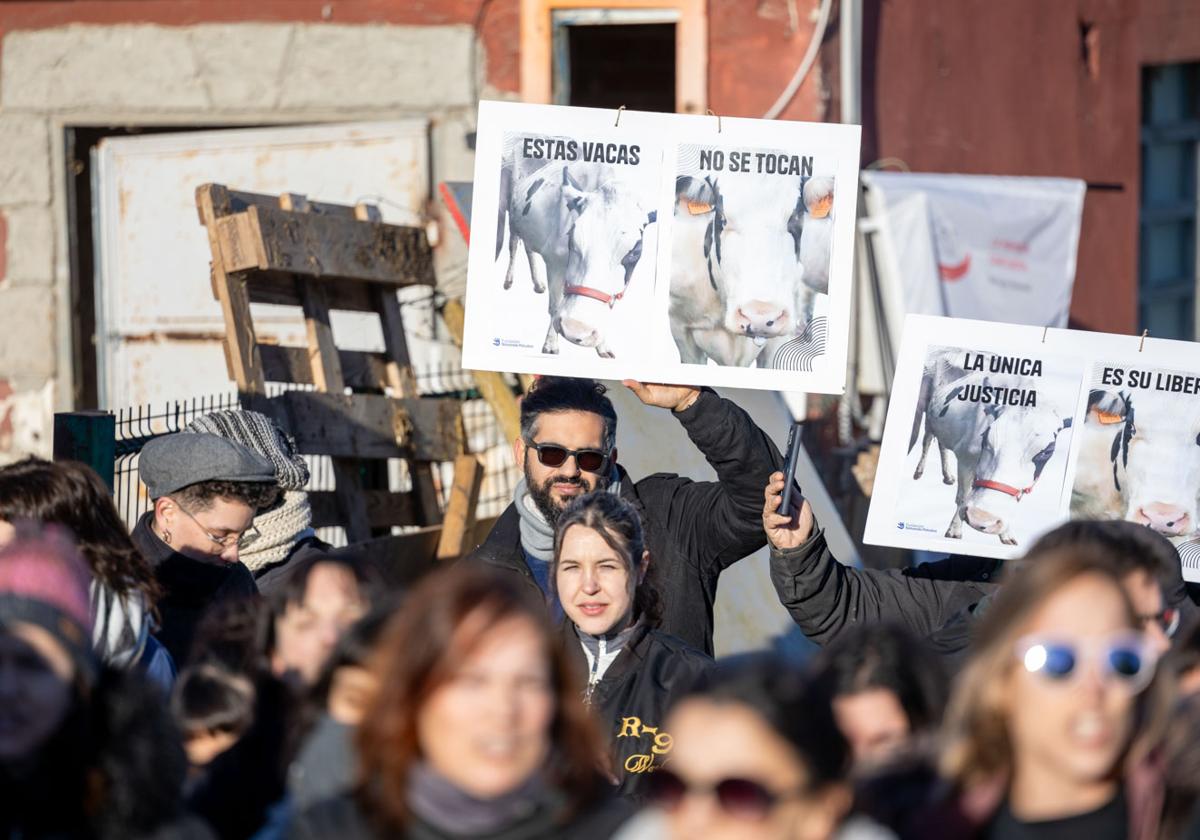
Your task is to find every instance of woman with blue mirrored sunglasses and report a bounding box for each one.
[924,546,1174,840]
[1014,632,1159,695]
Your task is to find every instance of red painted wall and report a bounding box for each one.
[861,0,1143,334]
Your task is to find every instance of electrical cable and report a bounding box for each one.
[762,0,835,120]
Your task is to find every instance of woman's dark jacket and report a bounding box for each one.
[289,789,632,840]
[563,622,712,796]
[470,388,784,657]
[131,511,258,667]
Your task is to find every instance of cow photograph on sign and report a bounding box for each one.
[670,143,834,371]
[488,131,661,361]
[895,344,1077,548]
[1071,362,1200,573]
[462,101,861,392]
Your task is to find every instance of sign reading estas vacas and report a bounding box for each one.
[462,100,862,394]
[867,314,1200,582]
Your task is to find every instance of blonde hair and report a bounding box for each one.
[940,544,1174,787]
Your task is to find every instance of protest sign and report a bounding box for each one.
[866,315,1200,581]
[462,101,862,393]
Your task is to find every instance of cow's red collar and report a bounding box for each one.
[564,284,625,308]
[972,478,1034,501]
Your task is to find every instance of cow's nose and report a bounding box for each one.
[965,505,1004,534]
[1134,503,1193,536]
[734,301,789,337]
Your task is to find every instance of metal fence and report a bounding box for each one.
[104,367,521,545]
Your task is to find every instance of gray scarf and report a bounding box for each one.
[407,761,547,836]
[513,471,622,563]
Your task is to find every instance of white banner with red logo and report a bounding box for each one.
[862,172,1085,328]
[867,315,1200,579]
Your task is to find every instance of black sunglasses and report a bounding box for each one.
[524,440,610,474]
[645,768,797,819]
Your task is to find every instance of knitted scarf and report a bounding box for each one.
[239,490,315,573]
[513,472,622,563]
[407,761,548,836]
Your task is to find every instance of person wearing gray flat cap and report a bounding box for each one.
[131,431,281,666]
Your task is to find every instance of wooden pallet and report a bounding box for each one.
[196,183,484,573]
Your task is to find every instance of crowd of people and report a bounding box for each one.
[2,376,1200,838]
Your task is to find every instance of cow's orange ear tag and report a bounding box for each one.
[810,195,833,219]
[686,200,714,215]
[1092,408,1124,425]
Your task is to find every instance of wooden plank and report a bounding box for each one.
[345,527,444,588]
[332,459,372,543]
[197,184,265,395]
[214,214,265,273]
[376,287,419,397]
[258,345,390,391]
[234,206,434,286]
[255,391,462,461]
[245,272,376,312]
[299,281,345,392]
[224,186,359,220]
[437,455,485,560]
[441,298,523,443]
[310,489,418,530]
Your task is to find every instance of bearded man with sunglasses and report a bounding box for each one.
[471,376,783,656]
[132,432,280,665]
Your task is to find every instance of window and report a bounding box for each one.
[521,0,706,113]
[1139,63,1200,340]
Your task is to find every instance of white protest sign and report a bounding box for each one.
[462,101,862,394]
[866,314,1200,581]
[862,172,1085,328]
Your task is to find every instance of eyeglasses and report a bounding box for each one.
[173,503,260,551]
[644,768,801,820]
[1137,607,1180,640]
[1014,633,1158,694]
[524,440,610,474]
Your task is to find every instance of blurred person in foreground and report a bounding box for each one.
[291,563,632,839]
[763,471,1187,663]
[0,526,209,839]
[182,551,380,838]
[552,491,712,796]
[812,622,947,771]
[133,432,279,665]
[918,543,1173,839]
[185,409,330,592]
[616,654,882,840]
[0,457,175,685]
[471,375,783,656]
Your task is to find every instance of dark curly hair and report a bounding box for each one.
[172,479,279,513]
[520,377,618,452]
[552,491,662,628]
[0,457,161,605]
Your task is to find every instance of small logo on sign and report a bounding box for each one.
[492,337,501,346]
[897,522,905,530]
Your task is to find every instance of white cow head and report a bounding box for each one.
[962,402,1072,536]
[555,168,656,349]
[675,174,806,342]
[1089,388,1200,537]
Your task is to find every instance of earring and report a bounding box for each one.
[163,530,172,545]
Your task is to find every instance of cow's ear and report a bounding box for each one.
[562,166,584,190]
[564,185,587,214]
[646,211,657,226]
[1061,417,1073,430]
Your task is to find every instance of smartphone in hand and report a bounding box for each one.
[780,422,805,515]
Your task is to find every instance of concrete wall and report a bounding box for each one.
[0,18,501,463]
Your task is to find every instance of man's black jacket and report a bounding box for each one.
[470,388,783,656]
[769,524,1002,654]
[770,523,1197,661]
[563,622,712,798]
